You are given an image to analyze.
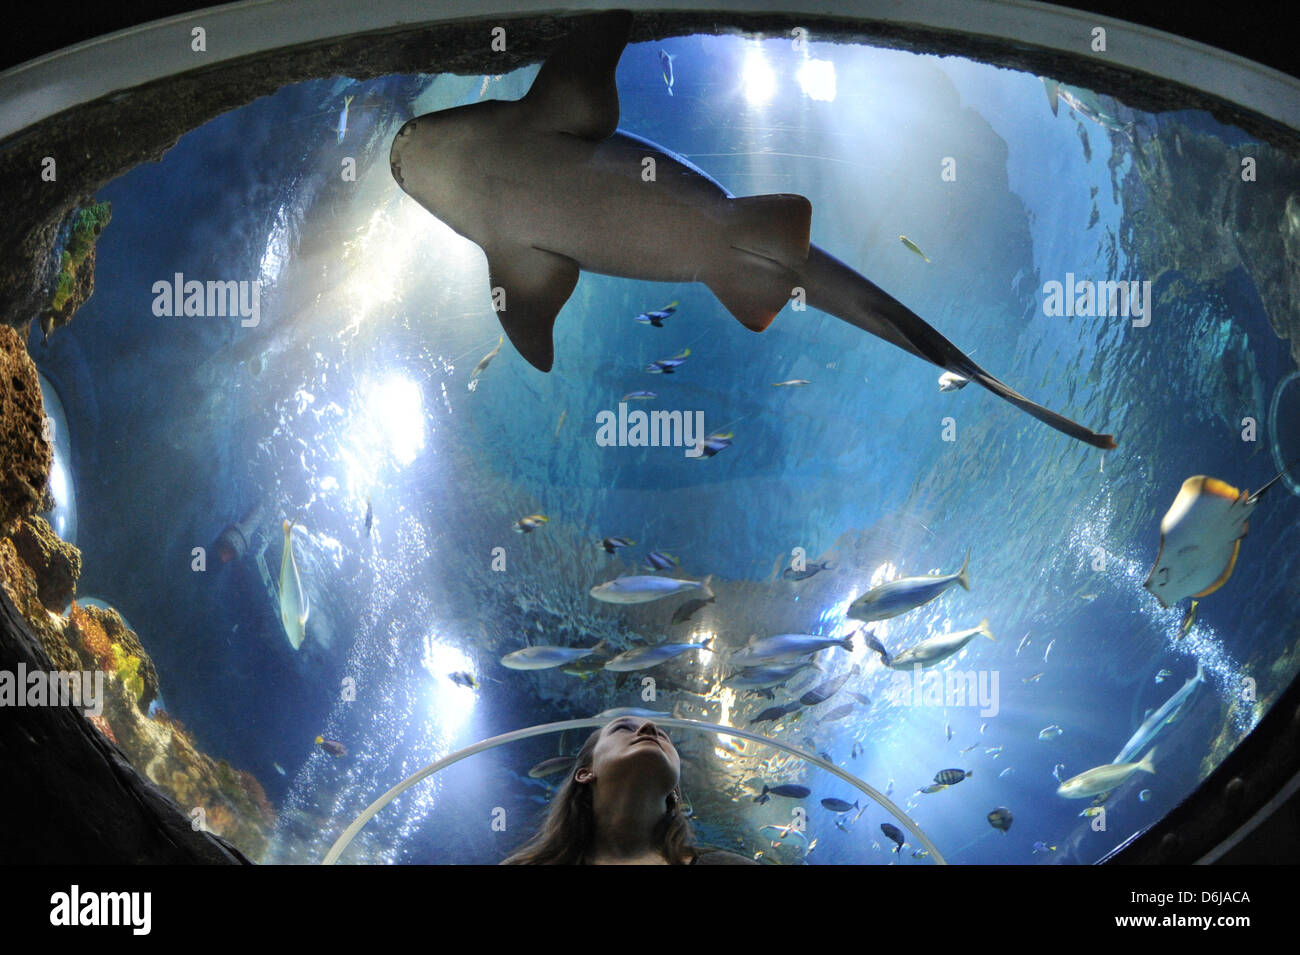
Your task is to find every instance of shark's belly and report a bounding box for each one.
[505,132,735,281]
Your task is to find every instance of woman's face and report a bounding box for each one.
[582,718,681,793]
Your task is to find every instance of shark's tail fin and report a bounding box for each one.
[799,247,1116,449]
[950,357,1117,450]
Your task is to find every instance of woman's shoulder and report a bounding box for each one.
[691,846,759,865]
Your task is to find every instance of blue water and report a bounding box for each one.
[30,33,1300,864]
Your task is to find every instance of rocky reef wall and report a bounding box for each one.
[0,327,273,863]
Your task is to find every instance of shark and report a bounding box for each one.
[389,11,1115,449]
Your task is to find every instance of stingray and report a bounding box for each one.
[1144,462,1296,608]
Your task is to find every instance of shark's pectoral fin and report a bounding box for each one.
[521,10,631,140]
[485,245,580,372]
[709,195,812,332]
[707,260,798,332]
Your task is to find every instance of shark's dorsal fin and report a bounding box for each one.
[522,11,632,141]
[727,195,812,267]
[485,244,579,372]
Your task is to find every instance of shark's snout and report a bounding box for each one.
[390,119,416,187]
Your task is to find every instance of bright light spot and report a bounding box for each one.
[742,45,776,106]
[339,201,464,334]
[374,376,425,466]
[715,687,738,758]
[797,59,836,102]
[258,202,292,288]
[422,633,477,733]
[337,373,426,498]
[869,561,899,587]
[47,454,75,542]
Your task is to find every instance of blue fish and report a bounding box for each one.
[755,783,811,804]
[621,390,657,401]
[783,560,831,581]
[697,432,732,458]
[659,49,675,96]
[646,348,690,373]
[634,300,677,327]
[643,550,680,571]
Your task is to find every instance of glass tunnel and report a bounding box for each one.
[3,3,1299,865]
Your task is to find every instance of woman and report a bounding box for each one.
[502,716,757,864]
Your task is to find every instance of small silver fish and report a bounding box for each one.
[469,335,503,388]
[730,632,855,666]
[590,574,711,605]
[848,550,970,623]
[501,644,605,670]
[1043,639,1055,663]
[1053,763,1066,783]
[818,702,856,724]
[336,94,353,144]
[1038,724,1064,741]
[602,637,712,672]
[1155,669,1172,683]
[658,49,675,96]
[999,767,1015,778]
[278,519,309,651]
[899,234,930,262]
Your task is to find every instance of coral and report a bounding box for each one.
[87,713,117,744]
[39,201,110,342]
[67,604,158,712]
[111,643,145,705]
[237,770,276,825]
[10,514,80,611]
[5,513,275,859]
[0,325,52,534]
[68,604,115,671]
[0,537,80,672]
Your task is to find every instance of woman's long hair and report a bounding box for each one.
[501,727,697,864]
